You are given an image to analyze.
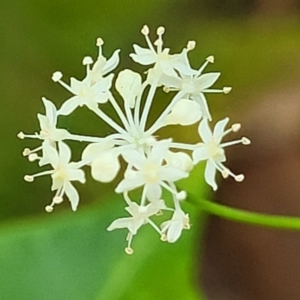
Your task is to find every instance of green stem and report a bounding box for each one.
[191,197,300,230]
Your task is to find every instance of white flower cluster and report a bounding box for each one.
[18,25,250,254]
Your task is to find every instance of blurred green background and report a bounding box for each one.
[1,0,300,299]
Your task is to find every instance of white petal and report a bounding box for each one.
[160,166,188,182]
[198,119,213,143]
[192,146,209,163]
[58,96,81,115]
[204,160,217,190]
[213,118,229,144]
[42,98,57,125]
[115,175,145,193]
[67,168,85,183]
[130,44,156,65]
[122,149,145,170]
[102,49,121,75]
[64,181,79,211]
[193,93,211,121]
[37,114,50,131]
[91,151,120,182]
[58,142,71,164]
[166,220,183,243]
[145,184,162,202]
[195,72,221,90]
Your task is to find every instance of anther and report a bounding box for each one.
[232,123,241,132]
[223,87,232,94]
[187,41,196,51]
[53,196,63,204]
[17,132,25,139]
[163,86,170,93]
[96,37,104,46]
[22,148,31,156]
[28,153,38,162]
[24,175,34,182]
[183,223,190,230]
[125,247,134,255]
[141,25,149,35]
[156,26,165,35]
[160,234,167,242]
[45,205,53,213]
[235,174,245,182]
[52,71,63,82]
[82,56,93,65]
[206,55,214,63]
[242,137,251,145]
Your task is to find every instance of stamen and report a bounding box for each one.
[223,87,232,94]
[17,132,25,139]
[24,175,34,182]
[141,25,149,35]
[45,205,53,213]
[52,71,63,82]
[183,223,190,230]
[242,137,251,145]
[232,123,241,132]
[187,41,196,51]
[206,55,214,63]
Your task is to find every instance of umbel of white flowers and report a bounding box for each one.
[18,25,250,254]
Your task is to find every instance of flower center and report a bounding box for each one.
[142,161,160,184]
[207,141,224,159]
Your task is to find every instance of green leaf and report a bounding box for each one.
[0,198,203,300]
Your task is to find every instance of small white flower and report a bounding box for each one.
[107,198,165,254]
[115,141,188,201]
[193,118,250,190]
[90,38,120,84]
[130,25,195,78]
[24,142,85,211]
[161,206,190,243]
[18,98,69,165]
[160,56,231,120]
[57,73,113,115]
